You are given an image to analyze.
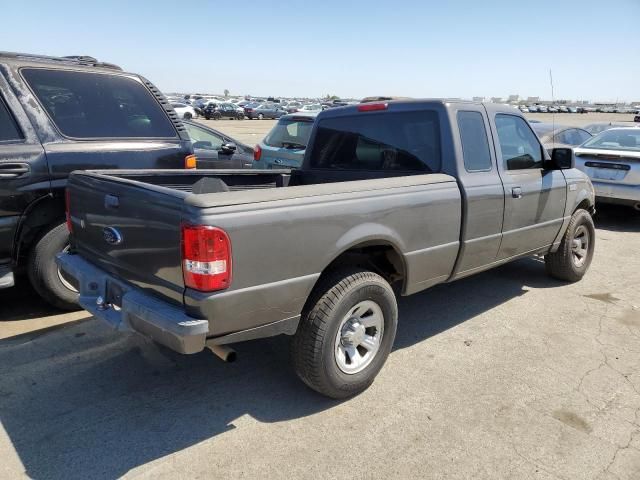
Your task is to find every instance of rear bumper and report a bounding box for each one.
[592,181,640,203]
[56,253,208,354]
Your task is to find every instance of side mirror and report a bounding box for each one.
[546,147,574,170]
[220,142,237,154]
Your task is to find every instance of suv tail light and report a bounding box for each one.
[254,144,262,161]
[358,103,388,112]
[181,224,232,291]
[65,188,73,233]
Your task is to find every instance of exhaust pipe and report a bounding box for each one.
[207,343,237,363]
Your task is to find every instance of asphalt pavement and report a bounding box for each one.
[0,205,639,479]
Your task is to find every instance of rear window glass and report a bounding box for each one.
[22,68,176,139]
[581,129,640,151]
[457,111,492,171]
[0,97,23,142]
[309,111,441,172]
[264,118,315,149]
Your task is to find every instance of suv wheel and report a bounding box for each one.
[28,222,80,310]
[183,112,192,120]
[212,112,222,120]
[291,268,398,398]
[257,113,264,120]
[236,112,244,120]
[545,209,595,282]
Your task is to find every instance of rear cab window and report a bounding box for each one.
[0,96,23,142]
[457,111,492,171]
[21,68,177,139]
[309,111,441,172]
[264,117,315,149]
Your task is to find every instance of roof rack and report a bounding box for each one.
[0,51,122,71]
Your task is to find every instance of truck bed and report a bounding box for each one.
[65,168,462,340]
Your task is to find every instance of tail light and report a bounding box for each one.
[181,224,232,292]
[185,154,197,169]
[65,188,73,233]
[254,144,262,161]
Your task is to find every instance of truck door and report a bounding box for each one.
[0,88,49,282]
[488,113,566,259]
[447,106,505,279]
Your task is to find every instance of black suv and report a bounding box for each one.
[0,52,194,309]
[203,102,243,120]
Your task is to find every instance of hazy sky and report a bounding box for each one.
[2,0,639,102]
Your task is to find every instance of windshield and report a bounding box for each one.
[581,129,640,151]
[264,118,314,149]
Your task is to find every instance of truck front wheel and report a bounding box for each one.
[291,268,397,399]
[544,209,595,282]
[28,222,80,311]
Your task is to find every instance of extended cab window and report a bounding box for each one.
[0,96,23,142]
[495,114,543,170]
[457,111,492,171]
[309,111,441,172]
[21,69,176,139]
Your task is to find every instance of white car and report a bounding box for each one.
[298,104,323,113]
[171,102,197,120]
[574,127,640,209]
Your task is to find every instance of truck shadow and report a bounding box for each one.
[0,257,562,480]
[593,204,640,233]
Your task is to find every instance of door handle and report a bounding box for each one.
[0,163,30,179]
[512,187,523,199]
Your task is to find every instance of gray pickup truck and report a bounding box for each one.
[58,100,596,398]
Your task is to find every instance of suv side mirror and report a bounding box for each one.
[546,147,574,170]
[220,142,237,154]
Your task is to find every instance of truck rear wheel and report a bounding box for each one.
[28,222,80,311]
[544,209,595,282]
[291,268,397,399]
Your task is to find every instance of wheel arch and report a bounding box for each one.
[13,193,65,265]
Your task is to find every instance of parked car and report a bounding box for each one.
[203,102,244,120]
[584,122,640,135]
[183,121,253,169]
[537,105,548,113]
[574,128,640,209]
[634,112,640,122]
[253,112,317,169]
[530,123,592,152]
[0,51,194,308]
[298,104,323,113]
[528,105,539,112]
[558,106,569,113]
[518,105,530,113]
[284,102,302,113]
[547,106,558,113]
[245,103,287,120]
[59,100,595,398]
[171,102,197,119]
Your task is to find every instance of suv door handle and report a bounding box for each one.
[512,187,523,199]
[0,163,30,179]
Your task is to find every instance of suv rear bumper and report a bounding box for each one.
[56,253,208,354]
[592,181,640,203]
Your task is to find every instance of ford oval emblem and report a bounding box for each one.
[103,227,123,245]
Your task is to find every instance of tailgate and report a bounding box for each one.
[67,172,186,305]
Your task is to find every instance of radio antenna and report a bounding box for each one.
[549,69,555,148]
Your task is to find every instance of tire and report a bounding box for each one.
[28,222,80,311]
[183,112,192,120]
[236,112,244,120]
[291,268,398,399]
[204,115,211,120]
[544,209,595,282]
[257,113,264,120]
[212,112,221,120]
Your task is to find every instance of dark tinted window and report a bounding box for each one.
[22,69,176,139]
[0,97,23,142]
[309,111,440,172]
[495,114,543,170]
[457,111,492,171]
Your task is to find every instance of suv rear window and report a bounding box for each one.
[309,111,440,172]
[22,68,176,139]
[264,117,315,149]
